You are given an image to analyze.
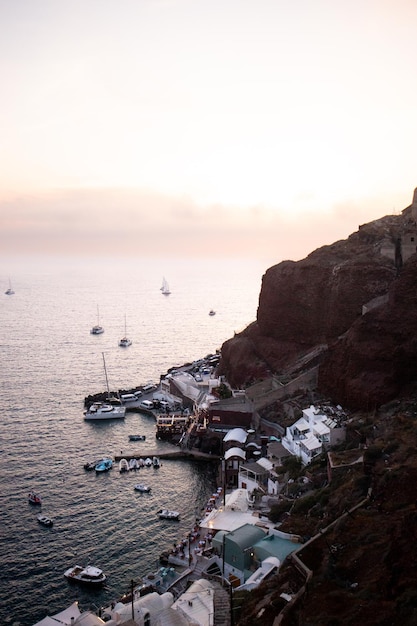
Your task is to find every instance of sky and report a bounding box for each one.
[1,0,417,264]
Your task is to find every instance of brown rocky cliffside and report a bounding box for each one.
[318,253,417,410]
[218,212,416,409]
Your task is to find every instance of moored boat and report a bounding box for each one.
[84,402,126,420]
[158,509,180,521]
[152,456,160,468]
[37,514,53,527]
[129,458,139,471]
[90,305,104,334]
[84,353,126,420]
[28,491,42,505]
[134,483,151,493]
[95,458,113,472]
[119,458,130,473]
[64,564,107,587]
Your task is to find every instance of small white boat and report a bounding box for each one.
[152,456,160,468]
[37,514,53,527]
[90,305,104,334]
[28,491,42,505]
[64,564,107,586]
[95,458,113,472]
[158,509,180,521]
[119,458,129,473]
[129,458,139,471]
[134,484,151,493]
[161,276,171,295]
[119,314,132,347]
[144,457,153,467]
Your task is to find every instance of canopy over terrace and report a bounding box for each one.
[33,602,81,626]
[223,428,248,444]
[200,489,273,533]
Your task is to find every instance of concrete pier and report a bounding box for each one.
[114,449,220,463]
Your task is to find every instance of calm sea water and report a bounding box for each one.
[0,255,264,625]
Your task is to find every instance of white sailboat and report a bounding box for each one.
[5,278,14,295]
[90,305,104,334]
[84,353,126,420]
[161,276,171,295]
[119,314,132,347]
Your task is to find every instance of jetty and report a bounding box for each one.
[114,449,220,463]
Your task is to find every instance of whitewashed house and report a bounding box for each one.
[282,405,345,465]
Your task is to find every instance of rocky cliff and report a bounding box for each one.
[219,210,417,409]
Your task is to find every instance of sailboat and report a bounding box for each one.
[161,277,171,296]
[84,353,126,420]
[119,314,132,347]
[90,305,104,335]
[5,278,14,295]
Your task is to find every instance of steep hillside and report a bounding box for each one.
[219,210,416,409]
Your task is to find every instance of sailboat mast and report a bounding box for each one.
[102,352,111,399]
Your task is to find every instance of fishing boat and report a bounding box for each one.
[158,509,180,521]
[28,491,42,505]
[90,305,104,334]
[5,278,14,295]
[119,314,132,347]
[161,277,171,295]
[134,484,151,493]
[37,514,53,527]
[95,458,113,472]
[84,354,126,421]
[64,564,107,587]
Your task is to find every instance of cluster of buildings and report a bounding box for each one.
[53,356,351,626]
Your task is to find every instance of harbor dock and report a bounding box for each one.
[114,449,220,463]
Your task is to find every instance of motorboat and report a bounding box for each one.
[37,514,53,527]
[28,491,42,505]
[134,484,151,493]
[64,564,107,587]
[158,509,180,521]
[119,458,129,473]
[152,456,160,468]
[95,458,113,472]
[144,457,153,467]
[129,434,146,441]
[209,309,216,316]
[91,305,104,334]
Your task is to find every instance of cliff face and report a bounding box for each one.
[318,253,417,409]
[219,213,417,409]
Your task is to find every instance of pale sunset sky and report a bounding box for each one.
[1,0,416,264]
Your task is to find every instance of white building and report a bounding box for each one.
[281,404,345,465]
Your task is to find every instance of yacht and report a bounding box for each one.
[64,564,107,586]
